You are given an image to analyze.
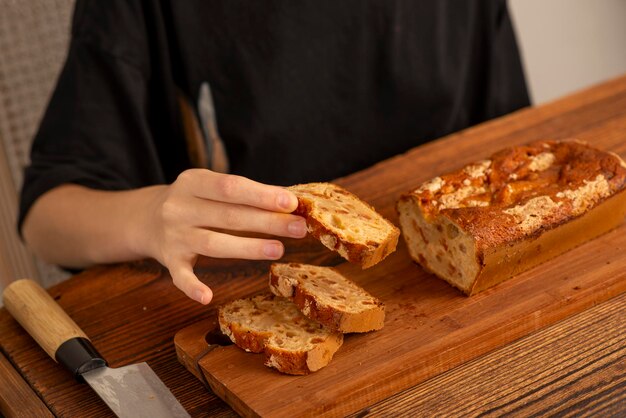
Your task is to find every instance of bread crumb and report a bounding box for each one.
[503,195,562,232]
[438,185,487,210]
[560,175,610,215]
[320,234,337,249]
[418,177,444,193]
[463,160,491,178]
[302,299,312,316]
[464,199,489,207]
[528,152,555,172]
[266,355,279,369]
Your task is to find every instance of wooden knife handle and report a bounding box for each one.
[3,279,106,376]
[3,279,87,358]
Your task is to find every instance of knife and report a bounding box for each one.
[3,279,190,418]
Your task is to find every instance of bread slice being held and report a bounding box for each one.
[218,294,343,375]
[288,182,400,268]
[269,263,385,333]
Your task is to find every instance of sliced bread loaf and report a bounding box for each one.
[269,263,385,333]
[288,182,400,268]
[218,294,343,375]
[397,140,626,295]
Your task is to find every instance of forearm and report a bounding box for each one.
[21,170,305,304]
[22,184,165,268]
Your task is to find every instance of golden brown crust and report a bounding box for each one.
[269,263,385,333]
[263,332,344,375]
[292,200,372,265]
[221,322,269,354]
[469,189,626,294]
[406,140,626,249]
[289,183,400,268]
[263,345,309,375]
[397,140,626,295]
[218,294,343,375]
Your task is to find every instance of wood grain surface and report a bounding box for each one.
[350,292,626,418]
[0,351,54,418]
[0,75,625,417]
[174,222,625,417]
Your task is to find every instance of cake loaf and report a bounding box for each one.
[288,183,400,268]
[397,140,626,295]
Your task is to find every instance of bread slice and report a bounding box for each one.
[288,183,400,268]
[218,294,343,375]
[269,263,385,333]
[397,140,626,295]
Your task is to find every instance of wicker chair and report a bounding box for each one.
[0,0,76,292]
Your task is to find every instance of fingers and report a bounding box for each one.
[169,262,214,305]
[190,229,285,260]
[166,229,285,305]
[168,196,307,238]
[162,170,302,305]
[176,170,298,213]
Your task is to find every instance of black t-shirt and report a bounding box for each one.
[19,0,529,230]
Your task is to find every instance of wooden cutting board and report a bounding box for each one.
[175,81,626,416]
[175,220,626,417]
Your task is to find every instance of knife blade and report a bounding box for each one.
[3,279,190,418]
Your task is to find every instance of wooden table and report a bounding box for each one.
[1,75,626,417]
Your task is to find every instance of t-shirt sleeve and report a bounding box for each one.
[18,1,179,233]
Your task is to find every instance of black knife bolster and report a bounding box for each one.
[55,337,107,379]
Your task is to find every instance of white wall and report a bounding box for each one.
[509,0,626,104]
